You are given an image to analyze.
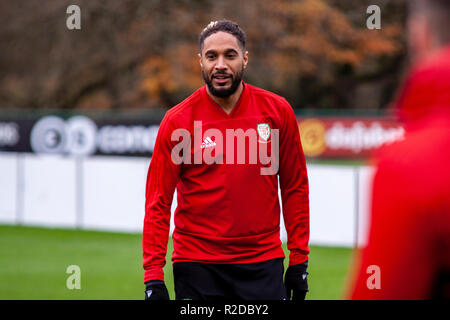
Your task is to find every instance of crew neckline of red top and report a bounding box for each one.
[202,81,249,119]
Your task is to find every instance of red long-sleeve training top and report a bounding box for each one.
[350,46,450,299]
[143,82,310,282]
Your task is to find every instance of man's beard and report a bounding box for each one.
[202,67,244,98]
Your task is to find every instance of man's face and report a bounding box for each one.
[199,31,248,98]
[407,12,431,63]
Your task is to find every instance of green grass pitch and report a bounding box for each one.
[0,225,354,300]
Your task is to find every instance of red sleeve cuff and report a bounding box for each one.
[288,250,309,266]
[144,266,165,283]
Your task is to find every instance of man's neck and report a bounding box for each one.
[206,82,244,115]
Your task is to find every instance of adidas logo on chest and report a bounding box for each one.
[201,137,216,149]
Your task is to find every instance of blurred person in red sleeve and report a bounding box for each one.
[349,0,450,299]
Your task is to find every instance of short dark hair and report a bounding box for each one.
[410,0,450,45]
[199,20,246,54]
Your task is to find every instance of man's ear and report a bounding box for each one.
[198,53,203,68]
[243,51,249,69]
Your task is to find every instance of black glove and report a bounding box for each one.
[284,260,309,301]
[145,280,170,300]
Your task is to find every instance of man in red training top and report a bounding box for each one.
[143,20,310,300]
[350,0,450,299]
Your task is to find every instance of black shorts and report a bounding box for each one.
[173,258,287,300]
